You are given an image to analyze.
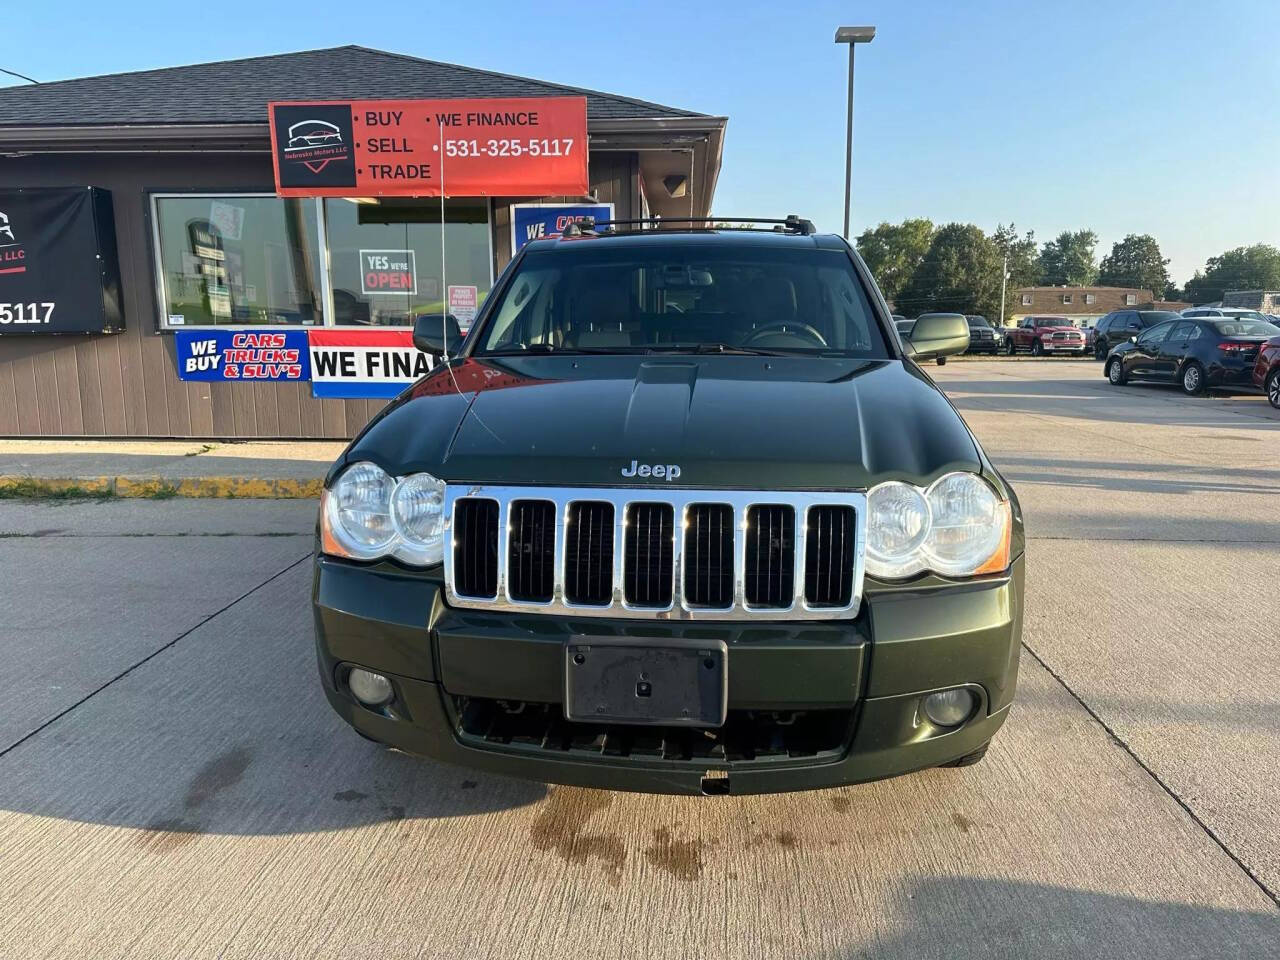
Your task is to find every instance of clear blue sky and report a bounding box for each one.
[4,0,1278,284]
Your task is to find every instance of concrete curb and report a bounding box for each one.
[0,475,323,500]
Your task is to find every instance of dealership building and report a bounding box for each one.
[0,46,725,438]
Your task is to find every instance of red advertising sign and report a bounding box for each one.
[268,97,588,198]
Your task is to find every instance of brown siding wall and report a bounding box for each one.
[0,149,640,438]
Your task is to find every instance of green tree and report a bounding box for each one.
[1183,244,1280,304]
[897,223,1002,320]
[1038,229,1099,286]
[855,218,934,303]
[991,223,1040,324]
[1097,234,1170,296]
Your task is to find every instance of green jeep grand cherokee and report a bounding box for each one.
[312,218,1024,796]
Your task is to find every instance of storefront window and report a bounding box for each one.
[153,195,323,327]
[323,198,491,326]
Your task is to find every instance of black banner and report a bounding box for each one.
[0,187,124,334]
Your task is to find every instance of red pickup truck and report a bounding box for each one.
[1005,315,1088,356]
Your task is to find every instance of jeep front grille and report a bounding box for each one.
[804,505,856,607]
[443,486,866,621]
[563,501,614,605]
[744,504,795,607]
[507,500,556,602]
[684,504,734,608]
[623,503,674,607]
[453,498,499,599]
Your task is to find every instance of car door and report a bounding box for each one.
[1156,321,1198,379]
[1117,310,1143,345]
[1128,321,1174,378]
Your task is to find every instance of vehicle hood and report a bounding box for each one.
[340,355,981,490]
[1036,324,1081,333]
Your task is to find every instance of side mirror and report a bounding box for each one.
[905,313,970,361]
[413,313,463,356]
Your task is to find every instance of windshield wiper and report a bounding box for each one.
[480,344,644,357]
[641,342,790,356]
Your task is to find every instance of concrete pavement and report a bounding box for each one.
[933,359,1280,900]
[0,359,1276,958]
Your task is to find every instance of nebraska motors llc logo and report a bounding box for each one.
[0,210,26,275]
[285,120,348,173]
[272,104,357,188]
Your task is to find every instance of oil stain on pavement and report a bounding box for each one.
[644,827,705,881]
[529,788,626,885]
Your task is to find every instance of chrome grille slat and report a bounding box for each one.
[444,486,867,621]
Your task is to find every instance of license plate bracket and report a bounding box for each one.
[564,637,728,727]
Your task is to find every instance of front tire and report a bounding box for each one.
[1094,339,1107,360]
[1031,339,1044,357]
[1181,362,1205,395]
[1006,338,1017,356]
[1107,358,1126,385]
[941,741,989,768]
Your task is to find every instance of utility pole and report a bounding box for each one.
[999,254,1009,326]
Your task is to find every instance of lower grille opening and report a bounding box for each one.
[684,503,734,608]
[508,500,555,602]
[564,501,614,605]
[453,498,499,599]
[805,505,855,607]
[624,503,674,607]
[744,504,795,607]
[453,696,852,763]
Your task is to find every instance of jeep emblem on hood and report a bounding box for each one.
[621,459,681,481]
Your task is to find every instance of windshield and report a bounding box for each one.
[473,242,890,357]
[1212,319,1280,337]
[966,317,989,328]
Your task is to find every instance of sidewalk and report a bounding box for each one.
[0,439,347,499]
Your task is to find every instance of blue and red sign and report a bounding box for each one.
[175,329,310,382]
[510,203,614,253]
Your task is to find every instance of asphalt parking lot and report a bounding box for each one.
[0,359,1276,959]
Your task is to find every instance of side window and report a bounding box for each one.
[1097,315,1112,333]
[1123,311,1141,329]
[1169,321,1196,341]
[1137,322,1172,346]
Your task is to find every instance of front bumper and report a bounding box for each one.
[313,554,1024,795]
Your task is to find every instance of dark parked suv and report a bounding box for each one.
[313,218,1024,796]
[1092,309,1180,359]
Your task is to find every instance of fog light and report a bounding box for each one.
[923,688,976,727]
[348,668,394,706]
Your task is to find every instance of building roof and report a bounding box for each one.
[0,45,707,127]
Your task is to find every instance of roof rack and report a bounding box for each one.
[560,215,818,238]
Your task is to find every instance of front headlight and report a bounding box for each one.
[866,471,1011,580]
[321,462,447,567]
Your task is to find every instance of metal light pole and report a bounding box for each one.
[835,26,876,240]
[1000,254,1009,326]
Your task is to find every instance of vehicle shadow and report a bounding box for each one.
[0,564,547,838]
[832,877,1280,959]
